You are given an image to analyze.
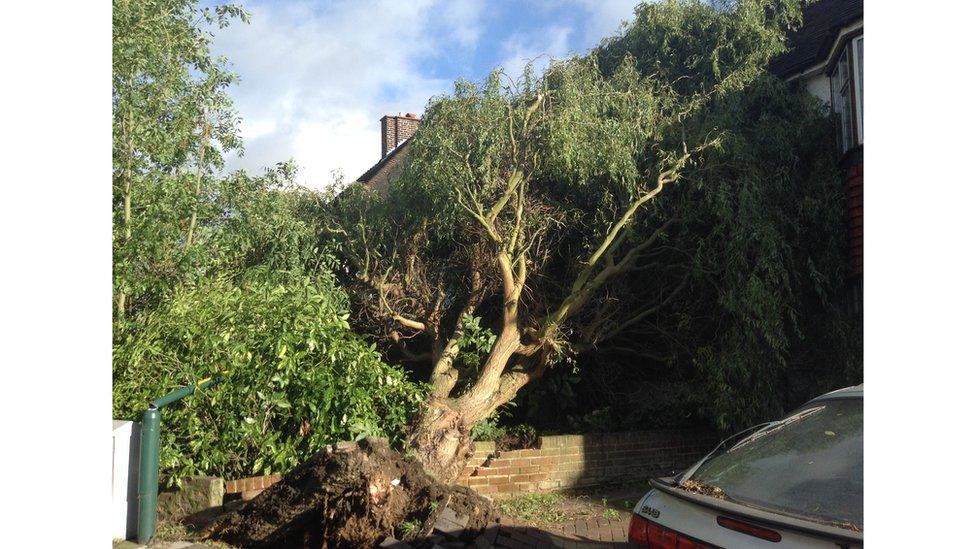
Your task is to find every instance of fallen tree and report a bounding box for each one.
[122,0,859,545]
[327,0,811,484]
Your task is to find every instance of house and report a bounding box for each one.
[771,0,863,292]
[355,113,420,194]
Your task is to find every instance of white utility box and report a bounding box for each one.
[112,420,141,540]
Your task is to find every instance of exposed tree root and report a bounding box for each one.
[202,438,497,548]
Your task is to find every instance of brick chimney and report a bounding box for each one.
[380,113,419,158]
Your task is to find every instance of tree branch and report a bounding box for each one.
[455,187,502,243]
[487,170,523,223]
[589,272,690,347]
[536,138,718,340]
[184,118,210,249]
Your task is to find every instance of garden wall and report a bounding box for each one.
[223,431,718,501]
[455,430,718,498]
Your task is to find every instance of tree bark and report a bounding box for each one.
[405,396,474,484]
[117,105,135,318]
[407,343,545,484]
[185,120,210,249]
[402,169,694,484]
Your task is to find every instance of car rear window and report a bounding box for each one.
[690,398,862,529]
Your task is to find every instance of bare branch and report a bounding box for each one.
[537,137,718,340]
[487,170,523,223]
[454,187,502,243]
[589,272,690,347]
[392,314,426,332]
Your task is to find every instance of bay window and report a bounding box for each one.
[829,34,863,153]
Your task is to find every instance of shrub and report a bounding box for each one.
[113,273,426,484]
[470,407,510,442]
[470,407,540,451]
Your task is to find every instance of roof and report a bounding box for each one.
[809,384,863,402]
[769,0,863,78]
[355,136,413,183]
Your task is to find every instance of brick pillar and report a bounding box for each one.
[380,113,420,158]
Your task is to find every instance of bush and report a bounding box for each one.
[470,408,509,442]
[113,273,426,485]
[470,406,540,451]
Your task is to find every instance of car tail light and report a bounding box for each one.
[717,516,782,542]
[628,514,714,548]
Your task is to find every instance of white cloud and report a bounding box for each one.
[211,0,485,189]
[499,25,573,80]
[572,0,640,45]
[441,0,486,48]
[207,0,636,189]
[496,0,638,81]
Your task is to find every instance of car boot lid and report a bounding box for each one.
[644,477,863,545]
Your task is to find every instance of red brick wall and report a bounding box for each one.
[225,473,283,501]
[456,431,717,499]
[224,431,716,501]
[844,161,863,276]
[225,474,281,494]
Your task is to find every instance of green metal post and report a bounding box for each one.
[135,375,220,544]
[152,384,196,408]
[136,406,161,544]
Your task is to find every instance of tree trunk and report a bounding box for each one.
[407,355,541,484]
[185,120,210,249]
[405,397,474,484]
[117,105,135,318]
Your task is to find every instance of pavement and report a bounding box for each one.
[116,516,636,548]
[490,513,636,548]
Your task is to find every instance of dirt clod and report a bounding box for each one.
[202,438,497,548]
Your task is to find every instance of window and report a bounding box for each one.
[690,398,863,528]
[829,35,863,153]
[855,36,863,143]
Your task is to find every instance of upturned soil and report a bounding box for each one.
[202,438,497,548]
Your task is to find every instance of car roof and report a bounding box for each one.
[807,384,863,403]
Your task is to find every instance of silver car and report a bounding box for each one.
[629,385,863,548]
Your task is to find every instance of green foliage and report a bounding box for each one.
[329,0,858,435]
[396,518,423,540]
[538,0,862,431]
[656,74,857,430]
[551,74,859,430]
[112,0,424,485]
[597,0,802,97]
[113,0,251,319]
[210,164,335,278]
[113,273,426,484]
[470,406,512,442]
[456,314,497,368]
[470,408,539,450]
[601,498,621,521]
[507,424,539,445]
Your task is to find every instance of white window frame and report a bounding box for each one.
[853,36,863,145]
[828,33,863,154]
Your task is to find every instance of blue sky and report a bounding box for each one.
[206,0,641,188]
